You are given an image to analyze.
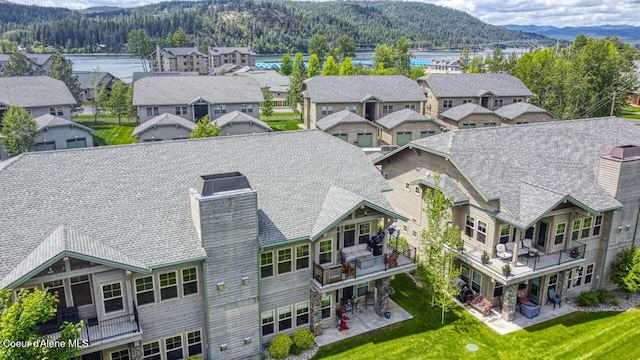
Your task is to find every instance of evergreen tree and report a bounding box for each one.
[191,115,221,138]
[486,47,506,73]
[2,51,34,76]
[395,36,412,77]
[172,27,189,47]
[127,29,154,72]
[287,53,306,114]
[308,35,328,63]
[0,105,38,157]
[321,55,339,76]
[261,87,274,117]
[307,54,320,78]
[339,57,355,76]
[336,34,356,62]
[0,289,83,360]
[280,53,293,76]
[48,53,81,106]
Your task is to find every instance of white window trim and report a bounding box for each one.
[164,334,184,360]
[295,301,310,327]
[182,267,199,297]
[142,341,161,360]
[262,310,275,335]
[134,275,155,307]
[278,305,293,332]
[260,251,274,279]
[159,271,179,302]
[318,238,332,264]
[102,281,125,315]
[295,244,310,271]
[277,248,293,275]
[186,329,204,357]
[554,222,567,245]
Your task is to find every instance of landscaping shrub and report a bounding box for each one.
[596,288,620,306]
[269,333,293,359]
[291,329,315,350]
[576,291,599,306]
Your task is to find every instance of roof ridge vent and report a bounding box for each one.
[196,172,252,196]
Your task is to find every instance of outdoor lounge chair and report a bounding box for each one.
[496,244,512,260]
[547,288,562,309]
[385,250,399,268]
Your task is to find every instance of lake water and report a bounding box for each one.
[67,49,528,83]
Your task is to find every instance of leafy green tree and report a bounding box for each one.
[191,115,221,138]
[610,246,640,298]
[48,53,82,106]
[373,44,395,70]
[336,34,356,62]
[97,85,110,120]
[486,47,505,73]
[261,87,274,117]
[354,63,373,75]
[339,57,355,76]
[0,288,83,360]
[395,36,412,77]
[418,173,462,326]
[307,54,321,78]
[409,65,425,80]
[459,48,470,73]
[126,83,137,121]
[0,106,38,157]
[308,35,328,63]
[287,53,306,114]
[172,27,189,47]
[104,80,130,125]
[468,56,485,73]
[127,29,154,72]
[280,53,293,76]
[322,55,339,76]
[90,67,104,124]
[2,51,34,76]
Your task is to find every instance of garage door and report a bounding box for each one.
[356,133,373,147]
[396,132,412,146]
[333,133,348,142]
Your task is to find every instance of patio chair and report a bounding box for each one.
[496,244,512,260]
[547,288,562,309]
[385,250,399,268]
[522,239,538,254]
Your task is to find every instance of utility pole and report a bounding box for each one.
[610,90,617,116]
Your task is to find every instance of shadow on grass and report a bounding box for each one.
[76,121,137,146]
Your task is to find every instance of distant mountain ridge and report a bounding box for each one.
[504,24,640,43]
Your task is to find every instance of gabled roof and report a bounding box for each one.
[303,75,426,103]
[0,53,52,66]
[209,63,241,75]
[376,109,435,129]
[419,73,533,98]
[494,102,556,120]
[213,111,272,132]
[73,71,114,89]
[132,76,264,106]
[0,76,76,107]
[132,113,197,137]
[316,110,381,131]
[393,117,633,228]
[440,103,495,122]
[35,114,94,133]
[232,70,289,89]
[1,224,150,288]
[132,71,199,83]
[410,173,468,205]
[209,47,256,56]
[0,130,397,283]
[162,47,205,57]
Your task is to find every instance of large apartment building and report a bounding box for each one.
[149,47,257,74]
[0,131,416,360]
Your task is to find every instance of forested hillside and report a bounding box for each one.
[0,0,550,54]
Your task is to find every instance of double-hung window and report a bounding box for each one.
[321,106,333,115]
[581,217,593,239]
[241,104,253,113]
[213,105,226,114]
[49,106,63,116]
[465,215,475,238]
[295,244,310,270]
[476,221,487,243]
[165,335,183,360]
[499,224,510,244]
[182,268,198,296]
[135,276,155,306]
[146,106,159,116]
[321,295,331,319]
[572,219,581,241]
[493,99,503,107]
[277,248,292,274]
[111,349,130,360]
[319,239,332,264]
[443,100,453,108]
[296,302,309,326]
[278,306,292,331]
[159,272,178,301]
[102,283,123,313]
[262,311,274,335]
[593,215,602,236]
[382,105,394,114]
[555,223,566,245]
[143,341,161,360]
[404,104,416,110]
[187,330,203,356]
[260,252,273,278]
[175,106,188,115]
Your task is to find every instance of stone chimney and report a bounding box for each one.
[190,172,260,359]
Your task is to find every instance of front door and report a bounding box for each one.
[356,133,372,147]
[396,132,412,146]
[536,221,549,250]
[194,104,208,121]
[365,102,376,121]
[529,277,541,303]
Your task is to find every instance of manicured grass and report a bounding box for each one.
[622,104,640,112]
[73,114,135,122]
[77,121,137,146]
[313,274,640,360]
[621,113,640,120]
[260,111,301,121]
[264,120,303,131]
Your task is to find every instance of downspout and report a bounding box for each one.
[202,259,212,359]
[257,251,263,356]
[632,204,640,247]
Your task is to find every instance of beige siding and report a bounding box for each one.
[443,113,501,130]
[381,121,441,145]
[597,158,622,197]
[502,112,555,125]
[325,122,379,146]
[136,125,192,142]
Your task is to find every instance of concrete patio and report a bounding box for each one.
[315,299,413,346]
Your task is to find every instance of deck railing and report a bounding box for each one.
[83,309,141,345]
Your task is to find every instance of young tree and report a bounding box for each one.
[2,51,34,76]
[308,35,328,63]
[90,67,103,124]
[339,57,355,76]
[610,246,640,298]
[486,47,506,73]
[127,29,154,72]
[191,115,221,138]
[409,65,425,80]
[307,54,321,78]
[280,53,293,76]
[395,37,412,77]
[48,53,82,107]
[287,53,306,114]
[418,173,462,326]
[321,55,339,76]
[459,48,470,73]
[261,87,274,118]
[126,83,137,121]
[0,289,83,360]
[336,34,356,63]
[373,44,395,70]
[0,105,38,157]
[105,80,129,125]
[172,27,189,47]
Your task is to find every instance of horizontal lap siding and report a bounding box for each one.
[327,123,379,146]
[220,122,271,136]
[136,126,192,142]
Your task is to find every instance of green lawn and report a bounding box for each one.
[313,274,640,360]
[77,121,137,146]
[622,104,640,112]
[264,120,303,131]
[261,110,301,121]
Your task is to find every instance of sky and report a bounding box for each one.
[6,0,640,27]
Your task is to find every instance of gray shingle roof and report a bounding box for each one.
[411,173,468,205]
[419,73,534,98]
[209,47,256,56]
[35,114,94,133]
[405,117,635,228]
[132,76,264,106]
[376,109,435,129]
[232,70,289,89]
[494,102,554,120]
[0,130,397,285]
[316,110,381,131]
[213,111,272,131]
[162,47,205,57]
[0,53,52,66]
[0,76,76,107]
[132,113,197,137]
[440,103,494,122]
[73,71,113,89]
[131,71,199,83]
[303,75,426,103]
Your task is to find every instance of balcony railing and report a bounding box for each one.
[83,311,140,345]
